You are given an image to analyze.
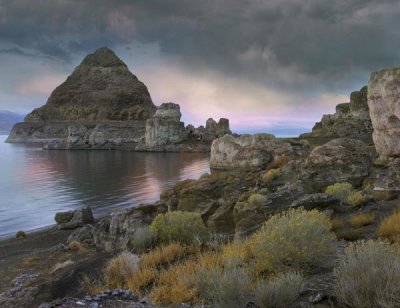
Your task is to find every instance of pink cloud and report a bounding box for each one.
[17,74,66,96]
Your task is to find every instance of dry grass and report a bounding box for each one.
[140,243,186,268]
[335,229,364,241]
[350,212,375,228]
[330,217,344,231]
[68,241,87,252]
[221,240,254,266]
[126,266,159,293]
[50,260,74,273]
[378,209,400,241]
[81,274,105,295]
[104,251,139,289]
[151,259,198,305]
[262,168,281,184]
[268,155,289,169]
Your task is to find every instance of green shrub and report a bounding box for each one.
[333,240,400,308]
[255,271,305,308]
[248,193,268,208]
[150,211,208,245]
[104,251,139,289]
[195,266,251,308]
[253,208,336,273]
[325,182,354,203]
[130,226,157,252]
[347,191,367,207]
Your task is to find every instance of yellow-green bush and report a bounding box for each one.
[262,168,281,184]
[325,182,354,203]
[347,191,367,207]
[248,193,268,208]
[325,182,366,206]
[252,208,336,273]
[255,271,305,308]
[333,240,400,308]
[150,211,208,245]
[104,251,139,289]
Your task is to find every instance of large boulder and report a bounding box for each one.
[368,68,400,157]
[55,207,94,230]
[300,138,375,191]
[25,47,156,122]
[210,134,293,170]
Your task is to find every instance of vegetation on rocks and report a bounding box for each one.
[252,208,336,273]
[150,211,209,245]
[378,209,400,241]
[325,182,366,206]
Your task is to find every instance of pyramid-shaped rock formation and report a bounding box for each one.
[25,47,156,122]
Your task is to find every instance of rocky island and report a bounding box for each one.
[6,47,231,152]
[3,57,400,307]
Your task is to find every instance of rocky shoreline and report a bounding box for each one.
[3,52,400,307]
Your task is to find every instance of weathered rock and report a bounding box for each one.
[290,193,341,211]
[300,138,375,192]
[67,224,95,245]
[144,103,187,147]
[301,86,372,142]
[368,68,400,157]
[372,158,400,200]
[210,134,293,170]
[56,207,94,230]
[93,203,166,251]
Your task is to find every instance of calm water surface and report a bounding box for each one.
[0,135,210,237]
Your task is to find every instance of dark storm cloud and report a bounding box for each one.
[1,0,399,89]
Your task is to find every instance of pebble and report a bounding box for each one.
[309,292,328,304]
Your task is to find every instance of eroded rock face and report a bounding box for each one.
[210,134,293,170]
[302,86,372,142]
[25,47,156,122]
[144,103,187,147]
[300,138,375,191]
[368,68,400,157]
[372,158,400,200]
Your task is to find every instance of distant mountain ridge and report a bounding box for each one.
[0,111,25,134]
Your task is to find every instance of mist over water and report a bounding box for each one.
[0,135,210,238]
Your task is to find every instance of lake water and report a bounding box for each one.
[0,135,210,238]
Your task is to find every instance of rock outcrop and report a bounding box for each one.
[299,138,375,191]
[368,68,400,157]
[301,86,373,143]
[26,47,156,122]
[7,47,231,151]
[210,134,294,170]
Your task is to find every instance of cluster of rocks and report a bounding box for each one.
[39,290,151,308]
[301,86,373,143]
[7,47,230,152]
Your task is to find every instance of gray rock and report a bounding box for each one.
[55,211,74,224]
[291,193,341,211]
[372,158,400,200]
[57,207,94,230]
[67,224,95,245]
[368,67,400,157]
[210,133,293,170]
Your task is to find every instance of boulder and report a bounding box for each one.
[300,138,375,191]
[93,203,166,251]
[55,207,94,230]
[210,134,293,170]
[67,224,94,245]
[368,68,400,157]
[290,193,341,211]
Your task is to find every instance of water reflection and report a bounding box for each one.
[0,136,210,237]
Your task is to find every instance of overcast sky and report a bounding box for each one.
[0,0,399,135]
